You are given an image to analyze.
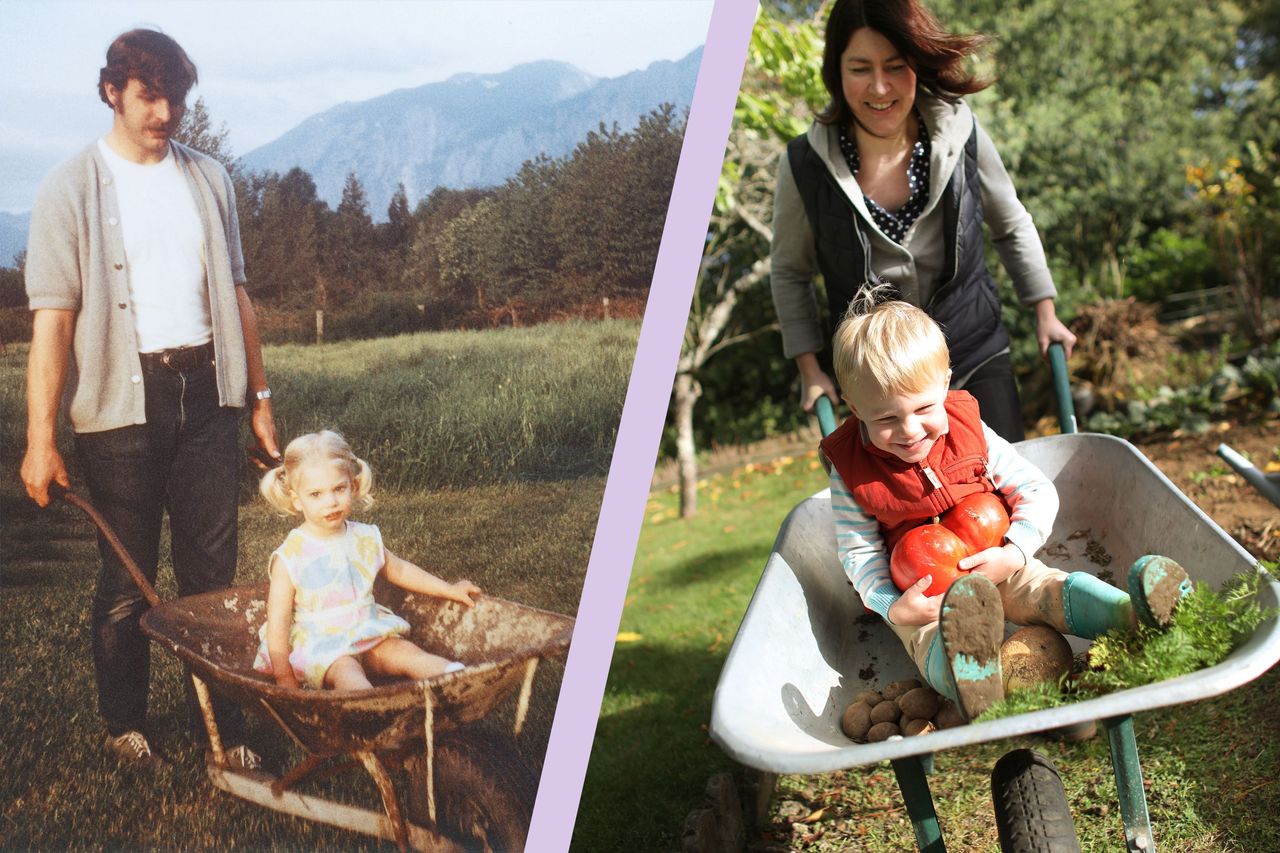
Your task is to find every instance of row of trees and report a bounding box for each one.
[672,0,1280,514]
[0,99,687,341]
[223,102,686,336]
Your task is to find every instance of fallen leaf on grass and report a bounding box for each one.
[616,632,642,642]
[801,808,826,823]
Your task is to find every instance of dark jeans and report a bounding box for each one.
[75,357,243,740]
[959,353,1026,443]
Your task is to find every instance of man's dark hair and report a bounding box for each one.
[98,28,198,108]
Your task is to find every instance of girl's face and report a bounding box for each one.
[840,27,918,141]
[291,459,354,537]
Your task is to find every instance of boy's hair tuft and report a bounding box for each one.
[832,284,950,402]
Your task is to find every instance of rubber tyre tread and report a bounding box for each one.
[991,748,1081,853]
[406,730,536,852]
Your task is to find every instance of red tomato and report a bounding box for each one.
[890,524,970,597]
[941,492,1010,553]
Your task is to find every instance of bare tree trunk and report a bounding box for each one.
[673,371,702,518]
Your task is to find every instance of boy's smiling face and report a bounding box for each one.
[846,371,950,464]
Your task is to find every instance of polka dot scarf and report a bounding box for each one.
[837,113,931,244]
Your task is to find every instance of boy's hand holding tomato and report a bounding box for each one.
[890,493,1012,597]
[886,574,944,626]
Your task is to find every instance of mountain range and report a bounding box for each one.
[238,47,703,219]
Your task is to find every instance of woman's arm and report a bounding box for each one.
[773,151,840,409]
[265,555,300,688]
[974,123,1076,357]
[384,549,480,606]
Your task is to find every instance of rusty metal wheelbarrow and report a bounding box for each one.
[57,485,573,852]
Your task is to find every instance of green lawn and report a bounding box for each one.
[572,452,1280,852]
[0,322,635,848]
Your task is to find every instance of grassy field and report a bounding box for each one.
[572,452,1280,852]
[0,320,637,849]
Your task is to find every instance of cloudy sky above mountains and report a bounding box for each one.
[0,0,714,212]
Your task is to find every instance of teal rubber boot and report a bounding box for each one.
[1128,555,1194,628]
[1062,572,1134,639]
[939,574,1005,721]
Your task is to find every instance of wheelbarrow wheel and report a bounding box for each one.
[991,748,1081,853]
[405,730,535,853]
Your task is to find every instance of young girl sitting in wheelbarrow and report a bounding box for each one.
[253,430,482,690]
[822,290,1193,720]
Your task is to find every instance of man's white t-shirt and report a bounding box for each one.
[98,139,211,353]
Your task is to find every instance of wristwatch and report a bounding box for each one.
[254,388,272,401]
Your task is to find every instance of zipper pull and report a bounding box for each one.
[921,465,943,490]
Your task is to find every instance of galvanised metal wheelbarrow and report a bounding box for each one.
[708,345,1280,851]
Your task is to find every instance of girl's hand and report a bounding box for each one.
[886,575,943,626]
[960,544,1024,586]
[449,580,481,607]
[274,671,301,690]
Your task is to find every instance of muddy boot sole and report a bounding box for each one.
[1128,555,1193,629]
[940,574,1005,721]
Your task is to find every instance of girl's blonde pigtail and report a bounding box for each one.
[259,465,297,517]
[352,457,375,512]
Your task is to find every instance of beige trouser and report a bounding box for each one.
[888,558,1069,679]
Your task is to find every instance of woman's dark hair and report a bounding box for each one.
[98,28,198,108]
[817,0,991,126]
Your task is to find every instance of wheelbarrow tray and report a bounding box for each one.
[141,584,573,756]
[710,433,1280,775]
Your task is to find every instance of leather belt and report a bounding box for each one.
[139,341,214,373]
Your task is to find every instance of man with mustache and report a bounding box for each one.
[21,28,279,772]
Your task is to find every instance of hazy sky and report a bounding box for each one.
[0,0,715,212]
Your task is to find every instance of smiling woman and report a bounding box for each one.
[770,0,1077,444]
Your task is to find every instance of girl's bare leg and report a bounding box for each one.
[324,655,373,690]
[363,637,454,680]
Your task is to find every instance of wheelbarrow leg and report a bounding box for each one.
[357,750,410,852]
[191,674,225,766]
[890,754,945,852]
[1102,715,1155,852]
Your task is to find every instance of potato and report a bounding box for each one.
[881,679,921,702]
[870,699,900,724]
[933,701,966,729]
[1001,626,1073,692]
[866,721,900,742]
[904,718,936,737]
[841,701,873,741]
[852,689,882,708]
[897,687,940,721]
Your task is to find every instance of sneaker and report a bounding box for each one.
[940,574,1006,721]
[104,730,168,772]
[1128,555,1194,629]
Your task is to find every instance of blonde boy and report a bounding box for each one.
[819,297,1190,719]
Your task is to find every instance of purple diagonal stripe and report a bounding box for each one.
[524,2,756,850]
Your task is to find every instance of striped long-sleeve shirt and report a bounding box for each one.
[830,423,1059,622]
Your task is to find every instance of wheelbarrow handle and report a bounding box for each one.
[815,395,837,439]
[50,483,162,607]
[1048,342,1077,436]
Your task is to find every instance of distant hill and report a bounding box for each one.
[0,212,29,268]
[238,48,702,219]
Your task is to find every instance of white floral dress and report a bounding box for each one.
[254,521,410,688]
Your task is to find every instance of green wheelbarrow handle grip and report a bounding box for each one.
[1048,342,1077,436]
[815,395,837,439]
